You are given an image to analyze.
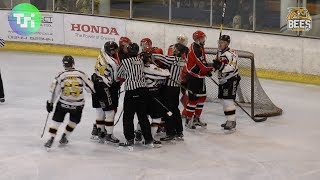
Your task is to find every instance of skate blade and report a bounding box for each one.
[153,144,162,148]
[175,137,184,141]
[223,128,236,134]
[161,140,176,145]
[118,146,134,151]
[98,139,105,144]
[90,136,99,140]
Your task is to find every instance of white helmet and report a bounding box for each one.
[176,34,188,46]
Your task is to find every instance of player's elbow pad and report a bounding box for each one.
[213,60,225,71]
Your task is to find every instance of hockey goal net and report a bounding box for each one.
[204,48,283,118]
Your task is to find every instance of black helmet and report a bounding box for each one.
[62,55,74,69]
[219,35,231,43]
[127,43,139,57]
[174,43,189,57]
[104,41,119,55]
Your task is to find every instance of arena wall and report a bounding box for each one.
[0,11,319,84]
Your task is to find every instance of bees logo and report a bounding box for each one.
[287,7,312,31]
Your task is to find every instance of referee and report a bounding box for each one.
[117,42,154,147]
[153,43,189,141]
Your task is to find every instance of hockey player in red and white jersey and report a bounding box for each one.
[90,41,121,143]
[140,38,164,55]
[212,35,241,130]
[134,46,170,145]
[184,30,213,129]
[44,56,95,149]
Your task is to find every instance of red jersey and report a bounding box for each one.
[186,43,213,78]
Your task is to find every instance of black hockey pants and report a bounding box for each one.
[123,87,153,143]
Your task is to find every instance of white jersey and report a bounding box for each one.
[49,69,95,106]
[217,48,239,84]
[94,46,120,86]
[144,63,171,90]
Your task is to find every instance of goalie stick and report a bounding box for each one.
[208,77,267,122]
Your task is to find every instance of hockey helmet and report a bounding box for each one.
[62,55,75,69]
[174,43,189,57]
[192,30,206,45]
[176,34,188,46]
[119,37,131,46]
[140,38,152,51]
[219,35,231,43]
[127,43,140,57]
[104,41,119,55]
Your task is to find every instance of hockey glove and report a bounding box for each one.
[206,70,213,77]
[212,60,225,71]
[46,101,53,113]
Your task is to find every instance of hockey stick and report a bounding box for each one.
[153,97,173,117]
[41,81,58,138]
[208,76,267,122]
[219,0,227,39]
[41,113,50,138]
[114,109,123,126]
[168,77,194,95]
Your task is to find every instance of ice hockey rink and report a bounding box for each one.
[0,51,319,180]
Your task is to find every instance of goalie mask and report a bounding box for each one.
[62,55,75,69]
[193,30,206,46]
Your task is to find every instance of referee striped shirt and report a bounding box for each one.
[153,54,185,87]
[117,57,146,91]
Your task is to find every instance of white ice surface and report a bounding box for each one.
[0,51,320,180]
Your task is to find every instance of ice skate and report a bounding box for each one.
[0,98,5,103]
[185,118,196,130]
[221,121,236,130]
[193,116,207,128]
[175,132,184,141]
[134,130,142,142]
[59,133,69,145]
[90,124,98,140]
[118,139,134,151]
[44,137,54,150]
[105,134,120,143]
[160,135,175,141]
[97,130,106,144]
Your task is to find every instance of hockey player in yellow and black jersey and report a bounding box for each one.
[91,41,121,144]
[44,56,95,148]
[212,35,241,130]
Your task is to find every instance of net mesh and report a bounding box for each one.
[204,48,282,117]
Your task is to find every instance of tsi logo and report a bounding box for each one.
[8,3,42,36]
[287,7,312,31]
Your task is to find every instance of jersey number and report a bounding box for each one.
[63,82,80,97]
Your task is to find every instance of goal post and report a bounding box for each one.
[204,48,283,119]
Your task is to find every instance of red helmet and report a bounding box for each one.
[193,31,206,46]
[119,37,131,46]
[140,38,152,47]
[193,30,206,41]
[144,46,153,54]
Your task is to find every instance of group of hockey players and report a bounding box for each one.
[44,30,241,149]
